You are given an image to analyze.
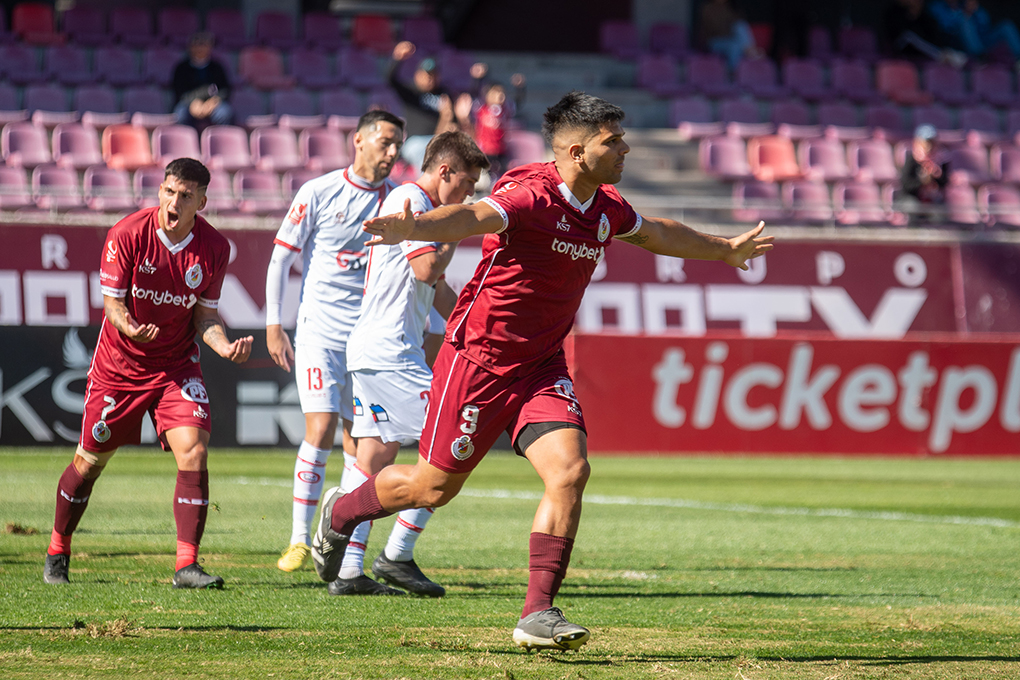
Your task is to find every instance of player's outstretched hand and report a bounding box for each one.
[222,335,254,364]
[363,198,415,246]
[124,315,159,343]
[267,324,295,372]
[723,221,774,271]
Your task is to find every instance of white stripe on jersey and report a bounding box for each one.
[347,182,438,372]
[274,167,394,351]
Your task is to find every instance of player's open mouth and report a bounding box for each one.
[166,210,180,227]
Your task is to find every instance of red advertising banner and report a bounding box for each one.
[1,224,1018,336]
[567,333,1020,456]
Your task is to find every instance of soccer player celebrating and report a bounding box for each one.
[44,158,253,589]
[331,131,489,597]
[266,111,405,582]
[315,91,773,649]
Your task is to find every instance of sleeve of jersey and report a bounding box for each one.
[98,227,131,299]
[479,190,530,235]
[613,202,643,239]
[273,184,316,252]
[197,242,229,309]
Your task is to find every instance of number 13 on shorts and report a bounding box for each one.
[459,404,479,434]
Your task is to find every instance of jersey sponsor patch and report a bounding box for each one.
[138,258,157,274]
[556,214,571,232]
[193,404,208,420]
[185,263,203,289]
[337,249,367,271]
[494,181,519,195]
[353,396,364,416]
[451,434,475,461]
[287,202,308,225]
[369,403,389,422]
[105,240,118,263]
[181,377,209,404]
[550,237,605,263]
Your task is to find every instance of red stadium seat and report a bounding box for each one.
[12,2,63,45]
[876,60,932,106]
[238,46,296,90]
[351,14,395,56]
[748,135,802,182]
[102,124,154,171]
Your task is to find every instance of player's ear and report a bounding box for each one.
[197,190,207,212]
[569,143,585,164]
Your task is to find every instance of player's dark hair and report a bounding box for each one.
[357,109,405,134]
[164,158,210,189]
[421,131,490,173]
[541,91,625,144]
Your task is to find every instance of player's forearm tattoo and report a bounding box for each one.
[104,299,131,334]
[195,315,228,350]
[619,232,649,245]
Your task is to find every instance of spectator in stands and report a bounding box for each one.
[698,0,762,71]
[885,0,968,66]
[900,124,950,222]
[929,0,1020,63]
[388,41,473,172]
[172,32,233,130]
[468,64,526,180]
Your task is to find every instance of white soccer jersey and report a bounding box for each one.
[347,182,438,371]
[273,167,394,351]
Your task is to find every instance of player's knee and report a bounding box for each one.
[559,456,590,490]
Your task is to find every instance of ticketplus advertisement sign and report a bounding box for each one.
[568,334,1020,456]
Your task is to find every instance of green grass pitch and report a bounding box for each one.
[2,447,1020,679]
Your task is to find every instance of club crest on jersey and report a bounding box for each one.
[369,404,389,423]
[335,211,346,223]
[494,181,518,195]
[92,420,111,443]
[451,434,475,461]
[556,214,571,232]
[185,263,203,289]
[105,240,118,263]
[288,202,308,225]
[138,258,157,274]
[181,377,209,404]
[597,213,611,242]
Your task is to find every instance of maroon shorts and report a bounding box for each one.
[418,343,586,474]
[80,367,212,454]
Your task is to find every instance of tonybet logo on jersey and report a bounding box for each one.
[551,237,605,264]
[132,285,197,308]
[185,263,203,289]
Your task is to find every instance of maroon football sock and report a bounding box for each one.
[521,532,574,618]
[330,475,391,536]
[173,470,209,549]
[49,463,97,554]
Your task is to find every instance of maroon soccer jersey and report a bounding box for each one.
[93,207,229,387]
[448,162,641,376]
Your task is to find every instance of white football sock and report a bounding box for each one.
[385,507,434,562]
[289,441,331,546]
[338,463,371,579]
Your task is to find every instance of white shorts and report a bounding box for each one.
[350,366,432,443]
[294,344,354,419]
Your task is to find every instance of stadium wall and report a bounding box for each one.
[0,223,1017,454]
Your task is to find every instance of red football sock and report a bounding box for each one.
[173,470,209,557]
[330,475,391,536]
[49,463,97,554]
[521,532,574,618]
[176,540,199,572]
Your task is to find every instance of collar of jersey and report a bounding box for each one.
[557,181,595,214]
[155,224,195,254]
[344,166,387,191]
